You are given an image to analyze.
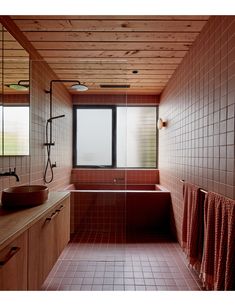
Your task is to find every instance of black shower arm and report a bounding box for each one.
[45,79,81,94]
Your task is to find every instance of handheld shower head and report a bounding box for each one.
[47,114,65,122]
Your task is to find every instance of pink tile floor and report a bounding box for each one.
[41,230,203,291]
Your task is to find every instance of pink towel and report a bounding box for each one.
[200,191,235,290]
[182,182,205,272]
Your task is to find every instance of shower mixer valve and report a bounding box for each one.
[44,142,55,146]
[52,162,57,168]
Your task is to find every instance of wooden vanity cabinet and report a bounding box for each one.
[0,231,28,290]
[28,197,70,290]
[0,192,70,291]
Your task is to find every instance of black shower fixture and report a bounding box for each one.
[44,79,87,184]
[43,79,88,183]
[6,80,29,91]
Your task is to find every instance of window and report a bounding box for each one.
[73,106,157,168]
[117,107,157,167]
[75,107,114,167]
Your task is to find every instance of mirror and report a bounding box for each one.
[0,24,30,156]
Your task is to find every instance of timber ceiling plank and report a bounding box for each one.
[23,31,200,42]
[32,41,192,51]
[38,50,188,58]
[12,15,209,20]
[14,20,207,32]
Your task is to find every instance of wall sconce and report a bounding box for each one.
[157,118,167,130]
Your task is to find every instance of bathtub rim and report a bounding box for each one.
[63,184,170,193]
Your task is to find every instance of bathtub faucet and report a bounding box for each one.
[113,177,125,184]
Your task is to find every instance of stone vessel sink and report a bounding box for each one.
[1,185,49,209]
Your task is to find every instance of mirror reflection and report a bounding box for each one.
[0,24,30,156]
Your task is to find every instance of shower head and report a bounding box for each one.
[47,114,65,122]
[70,83,88,91]
[6,80,29,91]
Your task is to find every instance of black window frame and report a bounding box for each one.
[73,105,158,169]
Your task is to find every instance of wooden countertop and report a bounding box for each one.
[0,191,70,251]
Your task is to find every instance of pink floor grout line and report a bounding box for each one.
[41,230,203,291]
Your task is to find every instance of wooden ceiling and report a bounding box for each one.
[11,15,209,95]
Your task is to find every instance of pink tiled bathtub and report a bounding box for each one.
[67,184,171,234]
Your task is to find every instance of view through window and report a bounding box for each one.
[0,106,29,155]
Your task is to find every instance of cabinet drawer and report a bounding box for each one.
[0,231,28,290]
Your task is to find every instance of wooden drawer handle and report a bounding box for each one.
[45,211,59,222]
[56,205,64,213]
[45,204,64,222]
[0,246,21,267]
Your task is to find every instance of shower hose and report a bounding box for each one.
[43,120,54,183]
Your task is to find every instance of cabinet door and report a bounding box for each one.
[28,207,57,290]
[55,197,70,256]
[0,231,28,290]
[28,198,70,290]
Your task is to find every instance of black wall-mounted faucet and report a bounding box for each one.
[0,168,20,182]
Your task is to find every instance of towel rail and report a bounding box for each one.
[180,179,208,194]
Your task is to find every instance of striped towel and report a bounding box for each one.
[200,192,235,290]
[182,182,205,272]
